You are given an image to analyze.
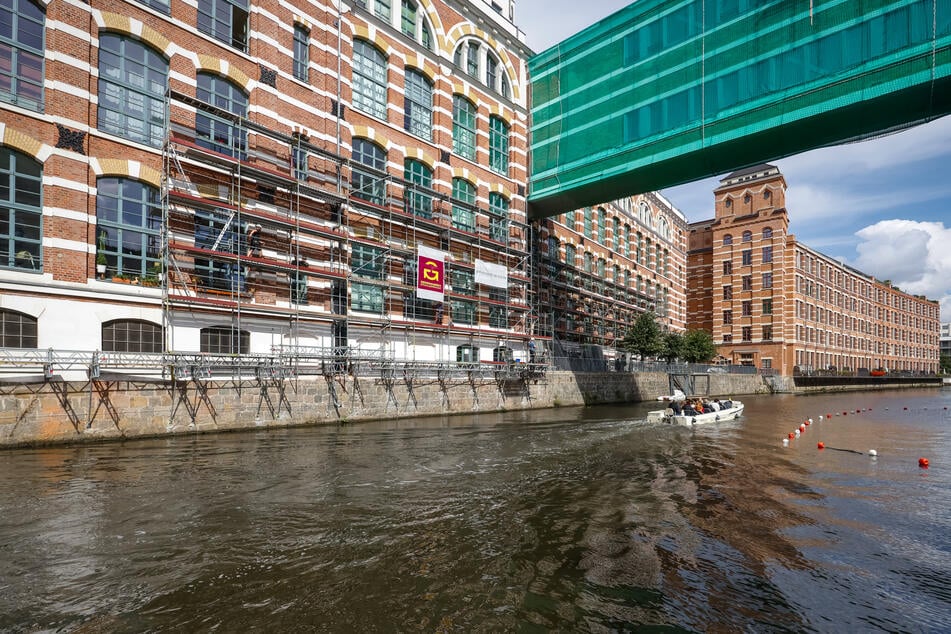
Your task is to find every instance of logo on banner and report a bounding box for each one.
[417,256,444,294]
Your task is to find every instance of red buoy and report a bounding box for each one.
[826,414,832,419]
[843,412,848,416]
[788,432,795,439]
[818,442,825,449]
[919,458,930,468]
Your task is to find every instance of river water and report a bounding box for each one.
[2,388,950,632]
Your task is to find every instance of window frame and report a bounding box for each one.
[352,39,388,120]
[0,147,43,272]
[102,319,163,353]
[452,95,477,161]
[404,69,433,140]
[196,0,249,51]
[96,177,162,280]
[488,115,509,174]
[293,23,310,82]
[0,0,45,111]
[0,308,38,348]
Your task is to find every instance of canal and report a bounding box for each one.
[2,389,950,632]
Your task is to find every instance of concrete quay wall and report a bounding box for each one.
[0,371,770,448]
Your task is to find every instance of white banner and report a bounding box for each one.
[474,259,508,289]
[417,245,447,302]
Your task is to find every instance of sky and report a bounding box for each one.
[516,0,951,321]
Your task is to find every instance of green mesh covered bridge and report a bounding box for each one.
[528,0,951,218]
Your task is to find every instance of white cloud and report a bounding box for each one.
[851,220,951,320]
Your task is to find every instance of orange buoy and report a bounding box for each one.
[788,432,795,439]
[818,442,825,449]
[919,458,929,468]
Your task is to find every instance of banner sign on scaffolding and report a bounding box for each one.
[475,259,508,289]
[417,245,446,302]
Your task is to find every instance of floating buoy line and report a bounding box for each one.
[778,404,937,468]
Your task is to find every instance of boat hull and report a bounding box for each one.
[647,402,744,426]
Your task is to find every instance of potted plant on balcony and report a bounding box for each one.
[96,231,108,278]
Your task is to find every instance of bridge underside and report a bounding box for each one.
[528,0,951,218]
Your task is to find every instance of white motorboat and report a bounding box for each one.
[647,399,744,426]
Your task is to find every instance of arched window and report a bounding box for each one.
[352,39,388,120]
[623,224,630,257]
[612,217,620,249]
[658,216,670,241]
[195,73,247,158]
[404,69,432,140]
[456,344,479,363]
[1,0,45,111]
[0,308,38,348]
[96,178,162,279]
[453,38,511,98]
[639,201,652,226]
[489,115,509,174]
[583,251,593,273]
[489,192,508,242]
[763,227,773,239]
[451,178,476,232]
[723,234,733,246]
[98,34,167,147]
[351,138,386,205]
[200,326,248,354]
[400,0,433,49]
[404,158,432,218]
[597,208,606,243]
[1,147,42,271]
[197,0,248,51]
[102,319,163,353]
[564,243,576,267]
[742,230,753,242]
[452,95,477,160]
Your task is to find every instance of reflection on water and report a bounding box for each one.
[2,390,950,631]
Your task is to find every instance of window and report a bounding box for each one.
[723,234,733,246]
[195,73,247,159]
[742,275,752,291]
[97,35,167,148]
[451,268,474,293]
[96,178,162,279]
[454,39,509,96]
[762,325,773,341]
[564,210,575,229]
[136,0,170,12]
[352,282,384,313]
[404,69,432,140]
[293,24,310,82]
[762,298,773,315]
[451,178,476,232]
[564,243,576,267]
[466,41,479,77]
[452,95,477,160]
[597,208,606,244]
[403,292,436,321]
[201,326,249,354]
[489,290,507,328]
[352,244,384,279]
[742,249,752,265]
[489,116,509,174]
[456,344,479,363]
[404,159,432,219]
[723,334,733,343]
[583,251,593,273]
[723,285,733,300]
[0,147,42,271]
[583,211,592,238]
[612,217,620,249]
[723,260,733,275]
[0,0,45,111]
[399,0,432,48]
[742,230,752,242]
[658,216,671,240]
[638,200,652,226]
[741,326,752,342]
[351,138,386,205]
[742,300,752,316]
[194,208,245,292]
[292,140,308,181]
[723,310,733,324]
[763,246,773,263]
[489,193,509,242]
[623,224,630,257]
[452,300,476,325]
[762,272,773,289]
[197,0,248,51]
[0,309,37,348]
[763,227,773,239]
[352,40,388,120]
[102,319,163,353]
[291,269,308,304]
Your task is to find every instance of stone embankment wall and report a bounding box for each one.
[0,371,771,448]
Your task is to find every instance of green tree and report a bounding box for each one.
[680,329,716,363]
[660,331,683,363]
[941,354,951,374]
[621,311,663,361]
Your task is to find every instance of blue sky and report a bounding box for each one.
[517,0,951,320]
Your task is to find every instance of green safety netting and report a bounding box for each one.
[528,0,951,217]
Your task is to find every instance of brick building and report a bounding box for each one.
[0,0,535,367]
[534,193,688,365]
[687,164,940,375]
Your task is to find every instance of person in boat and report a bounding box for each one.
[670,400,683,415]
[682,401,699,416]
[707,399,720,412]
[694,400,704,414]
[721,399,732,409]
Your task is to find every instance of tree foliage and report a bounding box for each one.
[660,331,683,363]
[621,311,663,360]
[680,329,717,363]
[941,354,951,374]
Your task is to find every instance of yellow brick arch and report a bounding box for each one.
[414,0,449,54]
[97,13,173,57]
[488,182,513,200]
[352,126,394,152]
[0,126,46,163]
[196,55,252,93]
[403,147,437,171]
[352,25,392,58]
[94,159,163,190]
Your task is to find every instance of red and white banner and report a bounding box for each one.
[417,245,446,302]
